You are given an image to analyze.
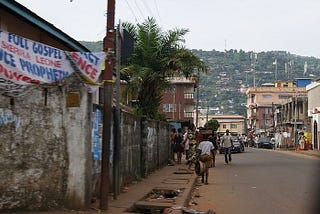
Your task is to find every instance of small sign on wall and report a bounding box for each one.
[66,92,80,107]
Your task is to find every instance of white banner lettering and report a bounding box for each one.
[0,29,105,94]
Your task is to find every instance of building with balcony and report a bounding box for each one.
[275,95,309,147]
[246,81,307,136]
[160,77,196,127]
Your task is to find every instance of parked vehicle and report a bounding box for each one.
[232,140,245,153]
[257,137,273,149]
[219,136,245,153]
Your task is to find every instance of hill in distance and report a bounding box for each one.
[80,41,320,116]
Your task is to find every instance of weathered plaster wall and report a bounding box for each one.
[95,112,171,198]
[0,74,171,212]
[119,111,142,185]
[0,75,92,211]
[63,79,92,209]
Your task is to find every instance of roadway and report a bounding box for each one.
[189,147,320,214]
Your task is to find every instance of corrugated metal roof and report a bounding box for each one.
[0,0,90,52]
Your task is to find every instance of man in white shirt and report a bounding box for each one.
[183,130,190,160]
[221,129,233,165]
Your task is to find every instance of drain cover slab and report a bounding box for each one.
[162,178,189,184]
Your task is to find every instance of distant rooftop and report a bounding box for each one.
[168,77,196,84]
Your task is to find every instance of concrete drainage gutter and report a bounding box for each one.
[129,168,198,213]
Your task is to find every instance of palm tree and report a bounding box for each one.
[122,17,207,119]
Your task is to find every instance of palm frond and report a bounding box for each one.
[120,18,207,119]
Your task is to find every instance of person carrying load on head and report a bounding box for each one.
[196,135,215,185]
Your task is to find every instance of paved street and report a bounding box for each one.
[4,148,320,214]
[189,148,320,214]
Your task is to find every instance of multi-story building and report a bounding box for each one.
[196,114,245,135]
[246,81,307,136]
[275,95,309,147]
[306,78,320,150]
[160,77,196,127]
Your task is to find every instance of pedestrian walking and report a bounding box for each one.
[221,129,233,165]
[183,130,190,160]
[197,136,215,185]
[186,133,197,169]
[170,128,177,161]
[298,132,306,150]
[210,132,219,167]
[175,128,184,164]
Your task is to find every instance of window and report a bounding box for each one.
[184,93,194,99]
[263,94,272,99]
[222,124,227,129]
[265,108,272,114]
[279,94,292,99]
[230,124,237,129]
[184,112,194,117]
[163,104,176,112]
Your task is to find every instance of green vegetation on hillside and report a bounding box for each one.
[79,41,103,52]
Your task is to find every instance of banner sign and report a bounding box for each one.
[0,29,105,95]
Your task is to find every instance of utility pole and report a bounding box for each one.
[195,70,200,128]
[273,58,278,82]
[251,52,257,87]
[113,22,121,200]
[206,100,209,124]
[100,0,115,210]
[294,93,298,147]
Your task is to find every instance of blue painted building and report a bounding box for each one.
[295,78,312,87]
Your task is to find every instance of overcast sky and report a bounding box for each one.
[15,0,320,58]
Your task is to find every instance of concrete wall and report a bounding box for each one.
[0,76,171,212]
[0,74,92,211]
[114,113,170,192]
[119,111,142,185]
[308,84,320,110]
[308,84,320,149]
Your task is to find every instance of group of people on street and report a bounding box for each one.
[170,127,234,185]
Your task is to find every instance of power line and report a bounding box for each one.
[153,0,162,25]
[134,0,146,21]
[124,0,140,23]
[141,0,155,18]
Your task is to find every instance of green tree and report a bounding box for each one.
[121,17,207,119]
[204,119,220,131]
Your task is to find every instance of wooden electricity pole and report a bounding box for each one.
[100,0,115,210]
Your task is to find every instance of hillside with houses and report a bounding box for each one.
[192,49,320,116]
